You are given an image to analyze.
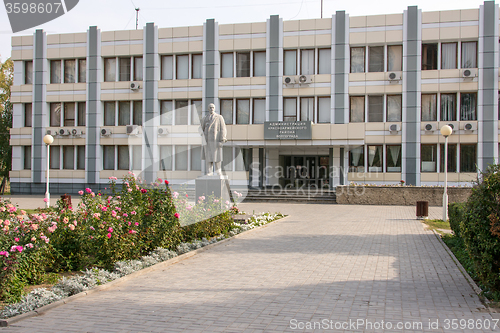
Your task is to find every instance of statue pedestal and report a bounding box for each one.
[195,174,231,203]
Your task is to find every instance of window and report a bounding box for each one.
[387,95,402,122]
[131,145,142,170]
[192,54,202,79]
[117,145,129,170]
[104,58,116,82]
[283,98,297,122]
[367,145,383,172]
[349,146,364,172]
[50,145,60,169]
[253,99,265,124]
[159,145,172,171]
[221,53,233,78]
[50,103,61,127]
[421,145,437,172]
[23,146,31,170]
[284,50,297,76]
[387,45,402,72]
[236,52,250,77]
[461,42,477,68]
[175,100,189,125]
[368,46,384,72]
[175,145,188,171]
[441,43,457,69]
[64,60,76,83]
[301,49,314,75]
[118,102,130,126]
[236,99,250,124]
[119,58,131,81]
[460,93,477,121]
[160,101,173,125]
[318,97,331,123]
[368,96,383,122]
[191,146,202,171]
[161,55,173,80]
[318,49,331,74]
[24,61,33,84]
[77,146,85,170]
[460,144,477,172]
[253,51,266,77]
[422,44,438,70]
[78,102,86,126]
[421,94,437,121]
[386,145,401,172]
[440,143,457,172]
[440,93,456,121]
[50,60,61,83]
[104,101,142,126]
[78,59,86,83]
[300,97,314,121]
[350,96,365,122]
[221,99,233,124]
[235,147,250,171]
[176,55,189,80]
[191,100,202,125]
[24,103,32,127]
[104,102,115,126]
[103,146,114,170]
[350,47,365,73]
[133,101,142,125]
[134,57,143,81]
[63,146,75,170]
[63,102,75,126]
[222,146,233,172]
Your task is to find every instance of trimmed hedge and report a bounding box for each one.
[448,202,465,237]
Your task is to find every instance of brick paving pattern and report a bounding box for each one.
[1,204,497,332]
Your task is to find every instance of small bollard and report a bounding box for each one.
[416,201,429,219]
[60,194,72,208]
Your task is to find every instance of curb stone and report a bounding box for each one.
[0,214,288,327]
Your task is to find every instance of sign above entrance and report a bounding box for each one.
[264,121,312,140]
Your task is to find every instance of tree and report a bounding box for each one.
[0,58,13,193]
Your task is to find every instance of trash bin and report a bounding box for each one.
[416,201,429,219]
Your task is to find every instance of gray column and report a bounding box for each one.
[143,22,159,184]
[332,11,348,124]
[266,15,282,122]
[32,29,45,184]
[403,6,421,186]
[329,147,334,189]
[339,147,345,186]
[86,26,100,185]
[259,148,264,188]
[203,19,218,113]
[480,1,499,169]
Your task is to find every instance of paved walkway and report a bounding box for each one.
[1,204,497,332]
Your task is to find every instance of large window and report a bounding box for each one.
[63,102,75,126]
[284,50,297,76]
[387,95,402,122]
[131,146,142,170]
[134,57,143,81]
[386,145,401,172]
[460,144,477,172]
[191,146,202,171]
[350,96,365,122]
[161,55,173,80]
[175,145,188,171]
[159,145,172,171]
[421,94,437,121]
[301,49,314,75]
[318,97,331,123]
[221,53,233,78]
[300,97,314,121]
[440,143,457,172]
[175,100,189,125]
[50,103,61,127]
[161,54,202,80]
[50,146,60,169]
[283,98,297,122]
[350,47,365,73]
[23,146,31,170]
[192,54,202,79]
[49,145,85,170]
[421,145,437,172]
[51,58,86,83]
[422,44,438,70]
[119,57,131,81]
[368,96,383,122]
[318,49,331,74]
[50,102,87,127]
[367,145,383,172]
[24,103,32,127]
[104,56,141,82]
[104,101,142,126]
[236,52,250,77]
[349,147,364,172]
[387,45,402,72]
[78,59,86,83]
[236,99,250,124]
[103,146,115,170]
[461,42,477,68]
[64,59,76,83]
[24,60,33,84]
[460,93,477,121]
[220,99,233,124]
[176,55,189,80]
[253,99,265,124]
[441,43,457,69]
[440,93,456,121]
[50,60,61,84]
[117,146,129,170]
[253,51,266,77]
[222,51,266,78]
[104,58,116,82]
[368,46,384,72]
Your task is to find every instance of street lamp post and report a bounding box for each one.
[43,134,54,208]
[440,125,453,221]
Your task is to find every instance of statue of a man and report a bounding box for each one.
[201,103,227,175]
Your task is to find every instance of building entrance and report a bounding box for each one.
[279,155,329,188]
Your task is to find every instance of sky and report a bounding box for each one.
[0,0,488,62]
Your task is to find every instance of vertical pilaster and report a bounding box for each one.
[403,6,421,186]
[86,26,100,185]
[266,15,282,121]
[203,19,218,113]
[32,29,45,185]
[332,11,349,124]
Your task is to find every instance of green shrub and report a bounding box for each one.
[448,202,466,237]
[460,164,500,296]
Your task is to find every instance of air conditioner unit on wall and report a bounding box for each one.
[130,82,141,90]
[46,129,57,136]
[158,127,169,136]
[424,123,436,132]
[126,125,142,136]
[388,72,402,81]
[462,68,477,78]
[58,128,70,136]
[462,122,477,131]
[389,124,400,133]
[298,75,313,84]
[283,76,296,85]
[71,128,83,136]
[101,128,112,136]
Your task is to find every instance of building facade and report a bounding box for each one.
[9,2,497,194]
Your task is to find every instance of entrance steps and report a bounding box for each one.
[243,188,336,204]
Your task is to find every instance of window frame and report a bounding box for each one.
[422,43,438,70]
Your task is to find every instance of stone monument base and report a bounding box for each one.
[195,175,231,203]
